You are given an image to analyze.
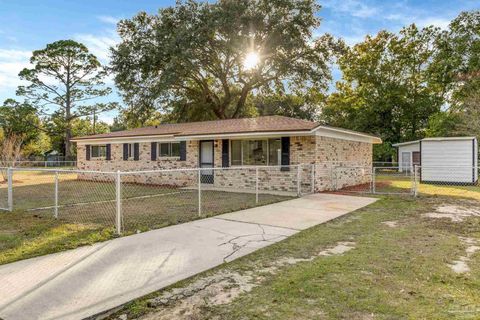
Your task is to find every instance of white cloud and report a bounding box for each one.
[97,15,120,25]
[386,12,451,30]
[415,17,451,30]
[322,0,379,18]
[0,49,31,92]
[74,30,119,64]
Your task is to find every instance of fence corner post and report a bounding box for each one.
[115,170,122,235]
[311,164,315,193]
[413,165,418,197]
[255,167,259,204]
[54,171,59,219]
[198,168,202,217]
[297,164,301,197]
[7,167,13,212]
[372,167,376,194]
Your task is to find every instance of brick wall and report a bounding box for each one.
[76,135,373,193]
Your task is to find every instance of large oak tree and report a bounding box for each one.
[322,25,444,160]
[111,0,339,124]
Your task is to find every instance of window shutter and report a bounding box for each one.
[123,143,129,161]
[134,143,140,161]
[222,139,229,167]
[281,137,290,171]
[179,141,187,161]
[85,145,91,161]
[151,142,157,161]
[106,144,112,160]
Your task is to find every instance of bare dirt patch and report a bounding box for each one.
[448,237,480,274]
[118,241,356,320]
[381,221,398,228]
[424,205,480,222]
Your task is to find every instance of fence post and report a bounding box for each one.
[198,168,202,217]
[255,167,259,204]
[297,164,301,197]
[372,167,376,194]
[115,170,122,235]
[54,171,59,219]
[7,167,13,212]
[413,165,418,197]
[311,164,315,193]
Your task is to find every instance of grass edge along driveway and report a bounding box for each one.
[106,195,480,320]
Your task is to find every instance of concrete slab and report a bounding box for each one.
[0,193,376,320]
[219,193,377,230]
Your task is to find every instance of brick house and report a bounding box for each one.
[71,116,381,192]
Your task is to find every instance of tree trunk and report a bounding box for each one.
[65,64,72,159]
[65,127,72,159]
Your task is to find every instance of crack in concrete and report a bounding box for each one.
[220,224,288,262]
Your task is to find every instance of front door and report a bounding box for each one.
[200,140,214,184]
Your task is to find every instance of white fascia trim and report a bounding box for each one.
[422,137,476,142]
[314,127,382,144]
[178,131,313,140]
[73,135,176,145]
[392,140,421,147]
[73,127,382,144]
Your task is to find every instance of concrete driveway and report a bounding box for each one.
[0,193,376,320]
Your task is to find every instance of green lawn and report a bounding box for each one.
[107,195,480,320]
[375,174,480,200]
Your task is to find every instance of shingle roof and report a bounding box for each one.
[71,115,381,142]
[72,116,318,140]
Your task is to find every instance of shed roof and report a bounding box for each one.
[393,137,476,147]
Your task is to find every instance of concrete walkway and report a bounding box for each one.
[0,193,376,320]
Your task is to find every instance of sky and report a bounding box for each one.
[0,0,478,123]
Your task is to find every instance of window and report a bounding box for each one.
[268,138,282,166]
[127,143,134,159]
[158,142,180,158]
[231,140,242,166]
[91,145,107,159]
[231,139,282,166]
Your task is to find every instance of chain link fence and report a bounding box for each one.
[5,164,476,235]
[2,161,77,168]
[0,165,316,234]
[414,166,479,199]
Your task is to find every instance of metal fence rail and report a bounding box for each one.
[4,164,477,235]
[0,165,316,235]
[414,165,479,199]
[1,161,77,168]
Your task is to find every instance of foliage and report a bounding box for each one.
[453,92,480,138]
[253,90,324,121]
[425,112,460,137]
[71,118,110,138]
[0,99,41,144]
[111,0,339,123]
[21,132,52,157]
[322,25,444,160]
[430,10,480,107]
[17,40,117,158]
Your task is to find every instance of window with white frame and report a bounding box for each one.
[231,139,282,166]
[158,142,180,158]
[91,145,107,159]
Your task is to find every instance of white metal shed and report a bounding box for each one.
[393,137,478,184]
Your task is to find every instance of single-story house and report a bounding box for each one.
[71,116,381,192]
[393,137,478,184]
